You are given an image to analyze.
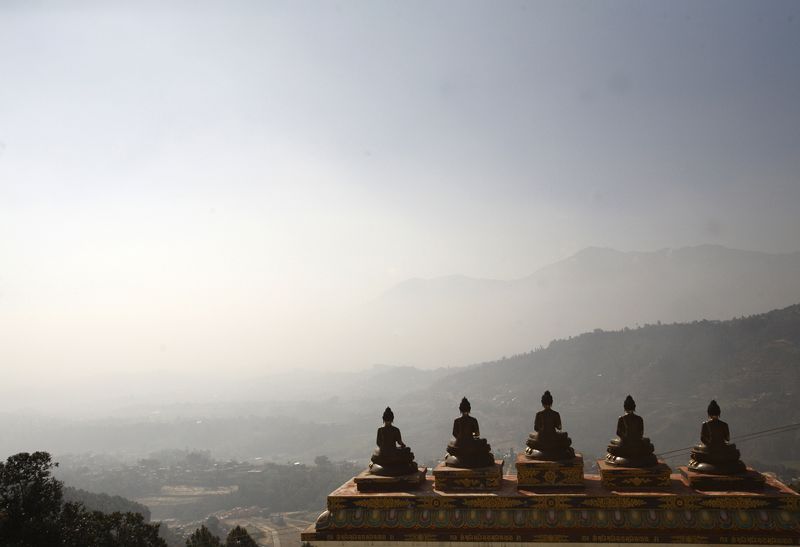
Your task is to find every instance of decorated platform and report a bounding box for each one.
[515,453,584,489]
[354,466,428,492]
[301,473,800,546]
[597,459,672,489]
[432,460,504,491]
[679,465,766,491]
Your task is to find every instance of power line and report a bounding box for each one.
[657,421,800,456]
[655,421,800,459]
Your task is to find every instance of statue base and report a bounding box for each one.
[598,459,671,489]
[432,460,504,491]
[302,473,800,546]
[354,466,427,492]
[679,466,765,491]
[515,453,584,489]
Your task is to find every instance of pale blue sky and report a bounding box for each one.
[1,1,799,382]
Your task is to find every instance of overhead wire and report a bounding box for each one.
[655,421,800,460]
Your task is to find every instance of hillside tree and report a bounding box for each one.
[186,524,222,547]
[225,525,258,547]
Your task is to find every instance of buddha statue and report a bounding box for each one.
[444,397,495,468]
[525,390,575,460]
[369,407,419,476]
[688,400,746,475]
[605,395,658,467]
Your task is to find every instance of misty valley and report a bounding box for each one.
[3,301,799,545]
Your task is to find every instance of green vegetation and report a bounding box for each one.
[63,486,151,521]
[225,526,258,547]
[0,451,166,547]
[186,525,221,546]
[184,523,257,547]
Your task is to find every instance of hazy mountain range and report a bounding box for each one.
[2,244,799,476]
[3,244,798,418]
[367,245,800,367]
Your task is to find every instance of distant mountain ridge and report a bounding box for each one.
[369,245,800,367]
[386,245,800,290]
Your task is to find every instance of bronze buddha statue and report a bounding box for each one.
[688,400,746,475]
[605,395,658,467]
[444,397,495,468]
[525,390,575,460]
[369,407,419,476]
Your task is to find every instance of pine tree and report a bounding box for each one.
[225,525,258,547]
[186,525,222,547]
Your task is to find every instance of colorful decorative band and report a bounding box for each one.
[302,528,800,545]
[316,506,799,533]
[328,493,800,512]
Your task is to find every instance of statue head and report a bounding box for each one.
[541,390,553,407]
[382,407,394,423]
[623,395,636,412]
[707,400,721,418]
[459,397,471,414]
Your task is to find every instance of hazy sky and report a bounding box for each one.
[1,1,799,389]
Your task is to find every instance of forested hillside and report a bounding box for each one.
[63,487,151,521]
[390,303,800,470]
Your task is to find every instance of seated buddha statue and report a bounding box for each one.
[369,407,419,476]
[525,390,575,460]
[688,400,746,475]
[605,395,658,467]
[444,397,495,468]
